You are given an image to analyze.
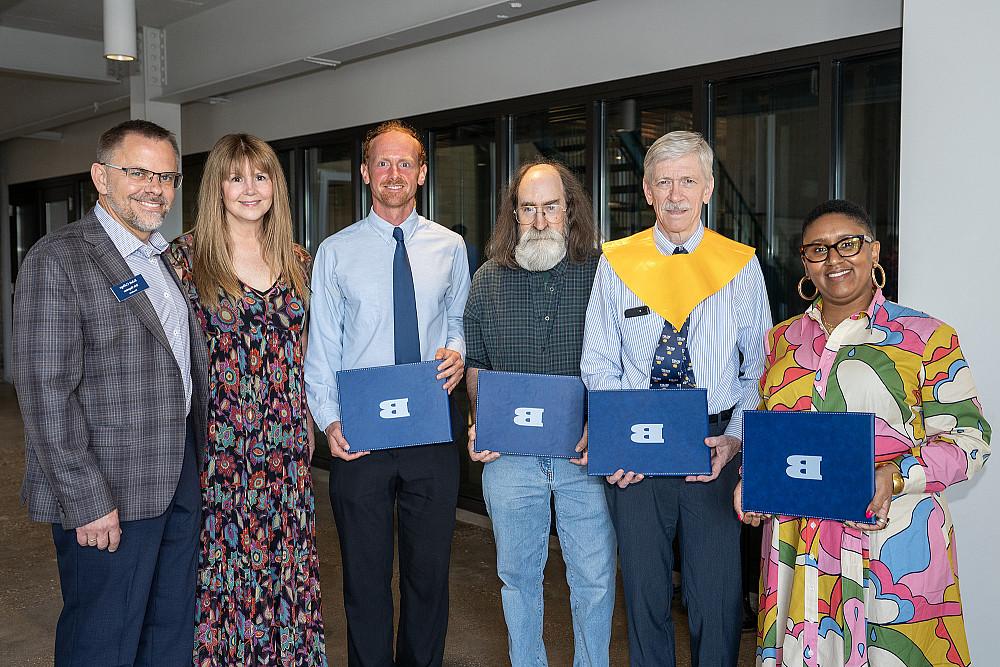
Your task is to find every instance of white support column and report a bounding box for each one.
[130,26,183,240]
[899,1,1000,658]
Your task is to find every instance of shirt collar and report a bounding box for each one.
[366,207,420,244]
[94,202,169,259]
[806,288,885,331]
[653,221,705,255]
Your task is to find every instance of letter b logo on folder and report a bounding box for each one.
[475,372,584,458]
[337,362,452,452]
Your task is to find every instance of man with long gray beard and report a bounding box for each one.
[464,161,615,666]
[13,119,208,666]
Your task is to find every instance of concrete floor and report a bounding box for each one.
[0,383,755,666]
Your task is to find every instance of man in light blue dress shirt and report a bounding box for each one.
[580,131,771,666]
[305,120,470,667]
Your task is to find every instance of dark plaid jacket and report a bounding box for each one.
[14,210,209,528]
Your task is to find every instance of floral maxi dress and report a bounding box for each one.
[169,235,328,667]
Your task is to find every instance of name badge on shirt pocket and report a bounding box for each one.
[110,274,149,302]
[624,305,650,318]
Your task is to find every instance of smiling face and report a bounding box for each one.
[360,130,427,220]
[642,153,714,244]
[801,212,880,311]
[221,159,274,227]
[514,164,568,271]
[91,133,178,238]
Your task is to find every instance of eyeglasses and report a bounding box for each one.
[516,204,566,224]
[102,163,183,189]
[799,234,873,263]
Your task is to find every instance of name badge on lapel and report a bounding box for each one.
[110,274,149,302]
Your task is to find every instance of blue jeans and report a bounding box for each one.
[483,455,616,667]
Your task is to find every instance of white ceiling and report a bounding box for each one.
[0,0,594,142]
[0,0,231,40]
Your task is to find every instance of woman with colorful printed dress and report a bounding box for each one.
[169,133,327,666]
[735,199,991,666]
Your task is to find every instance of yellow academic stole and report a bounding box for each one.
[603,227,756,330]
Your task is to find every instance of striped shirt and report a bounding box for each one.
[95,203,192,411]
[580,223,771,440]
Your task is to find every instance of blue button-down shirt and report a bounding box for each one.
[580,223,771,440]
[305,208,471,430]
[95,202,192,412]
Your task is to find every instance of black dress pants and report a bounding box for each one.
[330,442,460,667]
[605,418,742,667]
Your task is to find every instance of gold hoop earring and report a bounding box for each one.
[872,263,886,290]
[797,276,818,301]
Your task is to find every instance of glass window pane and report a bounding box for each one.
[427,120,496,505]
[180,158,205,232]
[840,53,901,300]
[713,68,822,322]
[513,105,588,187]
[605,91,693,239]
[307,143,356,254]
[430,121,496,276]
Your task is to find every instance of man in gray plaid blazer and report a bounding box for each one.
[13,120,208,666]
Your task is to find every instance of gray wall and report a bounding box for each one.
[899,0,1000,658]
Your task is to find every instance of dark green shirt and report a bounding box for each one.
[463,253,601,376]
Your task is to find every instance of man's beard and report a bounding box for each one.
[515,226,567,272]
[105,189,168,234]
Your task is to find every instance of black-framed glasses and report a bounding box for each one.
[799,234,873,263]
[516,203,567,224]
[101,163,183,189]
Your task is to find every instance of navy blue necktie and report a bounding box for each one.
[392,226,421,364]
[650,246,696,389]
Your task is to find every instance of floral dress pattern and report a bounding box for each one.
[757,289,991,667]
[169,235,327,667]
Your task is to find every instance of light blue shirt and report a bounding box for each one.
[580,223,771,440]
[305,208,471,429]
[94,202,192,412]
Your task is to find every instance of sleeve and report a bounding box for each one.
[12,247,115,528]
[444,239,471,357]
[303,241,346,430]
[463,267,492,371]
[726,255,772,441]
[580,255,626,391]
[898,323,991,494]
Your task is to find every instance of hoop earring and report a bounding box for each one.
[797,276,818,301]
[872,263,887,290]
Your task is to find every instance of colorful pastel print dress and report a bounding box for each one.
[757,289,991,666]
[169,235,328,667]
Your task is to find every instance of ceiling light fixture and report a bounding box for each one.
[103,0,137,61]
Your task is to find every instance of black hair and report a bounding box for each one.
[802,199,874,241]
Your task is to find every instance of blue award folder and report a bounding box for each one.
[474,371,585,458]
[741,410,875,523]
[336,361,453,452]
[587,388,710,476]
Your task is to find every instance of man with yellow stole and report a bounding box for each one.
[581,131,771,666]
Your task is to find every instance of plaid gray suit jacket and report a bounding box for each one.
[13,209,209,528]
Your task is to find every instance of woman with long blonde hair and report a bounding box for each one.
[169,133,327,666]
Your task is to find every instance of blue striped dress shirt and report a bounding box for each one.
[580,223,771,440]
[305,208,471,430]
[94,202,192,412]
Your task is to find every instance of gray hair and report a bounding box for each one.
[96,119,180,165]
[643,131,714,183]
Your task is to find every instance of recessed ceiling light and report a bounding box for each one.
[496,13,509,19]
[510,2,523,7]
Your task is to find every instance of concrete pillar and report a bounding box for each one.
[130,26,183,240]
